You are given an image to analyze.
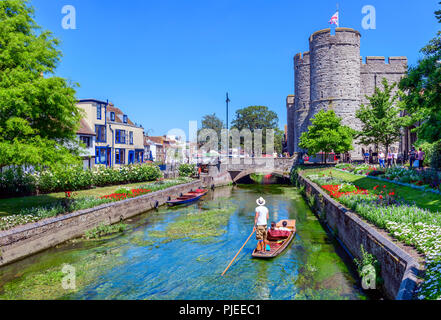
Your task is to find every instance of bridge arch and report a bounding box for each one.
[231,168,290,183]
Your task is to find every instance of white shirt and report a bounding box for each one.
[255,206,269,226]
[276,227,290,231]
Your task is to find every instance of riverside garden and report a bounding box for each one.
[294,163,441,300]
[0,163,372,300]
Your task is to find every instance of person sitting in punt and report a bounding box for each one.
[276,221,290,232]
[267,221,290,241]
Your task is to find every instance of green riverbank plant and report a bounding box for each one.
[354,245,383,289]
[84,223,128,240]
[148,201,237,243]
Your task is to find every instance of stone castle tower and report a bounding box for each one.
[287,27,408,158]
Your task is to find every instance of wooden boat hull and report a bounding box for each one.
[252,220,296,259]
[166,190,208,206]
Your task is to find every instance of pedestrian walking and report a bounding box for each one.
[417,148,426,169]
[409,147,416,169]
[364,150,370,164]
[379,151,386,168]
[387,151,393,168]
[392,150,398,166]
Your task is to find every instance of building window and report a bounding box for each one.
[129,131,133,145]
[95,147,107,164]
[97,104,102,120]
[110,112,115,122]
[116,130,126,144]
[80,136,91,148]
[123,115,128,123]
[95,125,106,142]
[115,149,125,164]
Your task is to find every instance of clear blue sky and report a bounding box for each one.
[33,0,440,136]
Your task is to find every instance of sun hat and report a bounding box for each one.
[256,197,266,206]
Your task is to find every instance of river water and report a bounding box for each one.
[0,185,368,300]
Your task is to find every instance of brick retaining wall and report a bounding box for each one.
[298,172,423,300]
[0,180,203,267]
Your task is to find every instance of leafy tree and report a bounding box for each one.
[299,109,355,163]
[231,105,281,153]
[231,106,278,130]
[273,128,285,154]
[356,78,409,154]
[199,113,223,145]
[197,113,224,150]
[399,2,441,168]
[399,4,441,144]
[0,0,82,170]
[201,113,224,134]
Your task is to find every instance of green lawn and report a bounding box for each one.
[303,168,441,213]
[0,182,159,217]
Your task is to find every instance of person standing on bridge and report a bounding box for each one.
[253,197,270,253]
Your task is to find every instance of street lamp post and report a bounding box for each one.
[226,92,231,159]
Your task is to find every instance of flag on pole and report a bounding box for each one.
[329,11,339,27]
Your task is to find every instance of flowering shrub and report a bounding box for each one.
[0,167,37,198]
[335,163,380,176]
[178,164,197,177]
[0,164,163,197]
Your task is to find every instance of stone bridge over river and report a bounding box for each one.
[206,158,296,186]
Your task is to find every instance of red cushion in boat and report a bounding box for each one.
[267,229,290,241]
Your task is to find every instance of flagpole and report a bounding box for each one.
[337,3,339,27]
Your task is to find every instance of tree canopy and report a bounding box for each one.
[231,105,278,131]
[356,78,409,153]
[299,109,355,163]
[200,113,224,136]
[399,1,441,145]
[0,0,82,170]
[231,105,282,153]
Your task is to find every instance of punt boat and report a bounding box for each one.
[252,220,296,259]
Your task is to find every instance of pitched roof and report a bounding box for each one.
[107,104,135,126]
[77,119,96,136]
[148,136,164,144]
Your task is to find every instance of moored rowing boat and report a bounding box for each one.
[166,189,208,206]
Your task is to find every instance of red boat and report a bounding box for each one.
[167,189,208,206]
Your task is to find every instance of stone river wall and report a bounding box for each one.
[0,180,203,267]
[297,172,423,300]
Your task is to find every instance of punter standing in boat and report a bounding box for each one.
[253,197,269,253]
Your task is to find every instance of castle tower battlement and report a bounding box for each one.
[286,28,408,158]
[309,28,361,131]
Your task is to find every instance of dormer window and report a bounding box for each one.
[110,112,115,121]
[123,115,128,124]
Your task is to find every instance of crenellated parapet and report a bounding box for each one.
[361,56,408,74]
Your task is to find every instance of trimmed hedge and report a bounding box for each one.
[0,164,163,198]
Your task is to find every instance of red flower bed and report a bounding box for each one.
[321,185,368,199]
[321,184,396,200]
[100,188,151,201]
